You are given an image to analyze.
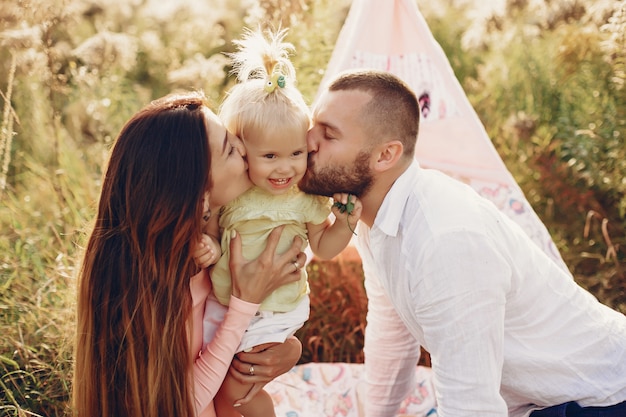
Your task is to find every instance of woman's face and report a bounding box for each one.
[204,109,252,210]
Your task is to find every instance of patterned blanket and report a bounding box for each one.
[266,363,438,417]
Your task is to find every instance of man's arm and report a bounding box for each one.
[363,270,421,417]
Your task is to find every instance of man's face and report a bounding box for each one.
[299,89,374,197]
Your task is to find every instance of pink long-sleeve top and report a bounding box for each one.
[189,268,259,417]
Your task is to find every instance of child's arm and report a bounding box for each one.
[192,213,222,269]
[307,193,362,260]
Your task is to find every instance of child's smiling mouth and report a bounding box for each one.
[269,178,291,187]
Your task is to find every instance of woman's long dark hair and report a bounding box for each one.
[73,91,212,417]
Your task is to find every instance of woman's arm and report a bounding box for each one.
[191,226,306,414]
[193,296,258,412]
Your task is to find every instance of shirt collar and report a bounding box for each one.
[373,160,419,237]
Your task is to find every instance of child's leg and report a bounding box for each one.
[214,373,275,417]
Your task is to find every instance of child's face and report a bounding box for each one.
[244,125,308,195]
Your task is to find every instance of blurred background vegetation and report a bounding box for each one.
[0,0,624,415]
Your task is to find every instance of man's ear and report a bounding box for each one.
[373,140,404,172]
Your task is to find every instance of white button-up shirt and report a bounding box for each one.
[356,161,626,417]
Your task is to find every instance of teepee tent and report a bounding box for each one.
[318,0,567,269]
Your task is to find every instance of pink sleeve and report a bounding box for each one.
[193,295,258,414]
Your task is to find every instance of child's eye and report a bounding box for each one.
[293,150,304,157]
[263,153,276,159]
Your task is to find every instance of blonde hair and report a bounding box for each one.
[219,27,310,141]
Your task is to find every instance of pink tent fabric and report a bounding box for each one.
[317,0,566,269]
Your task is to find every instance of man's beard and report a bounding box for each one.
[299,151,373,198]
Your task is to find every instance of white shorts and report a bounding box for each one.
[202,294,310,353]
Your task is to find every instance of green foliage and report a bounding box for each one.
[1,184,78,416]
[1,0,625,415]
[434,0,626,283]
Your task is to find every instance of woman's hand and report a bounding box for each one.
[228,336,302,406]
[229,225,307,304]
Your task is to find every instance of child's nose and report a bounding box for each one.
[277,160,294,174]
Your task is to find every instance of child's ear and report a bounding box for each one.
[373,140,404,172]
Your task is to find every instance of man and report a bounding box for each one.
[299,69,626,417]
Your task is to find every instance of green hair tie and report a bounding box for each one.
[264,73,286,93]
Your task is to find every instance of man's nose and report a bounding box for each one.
[306,128,318,153]
[235,141,246,157]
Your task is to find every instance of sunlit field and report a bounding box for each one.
[1,0,625,415]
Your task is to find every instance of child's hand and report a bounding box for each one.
[192,233,221,269]
[331,193,362,235]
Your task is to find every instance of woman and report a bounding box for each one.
[73,91,305,417]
